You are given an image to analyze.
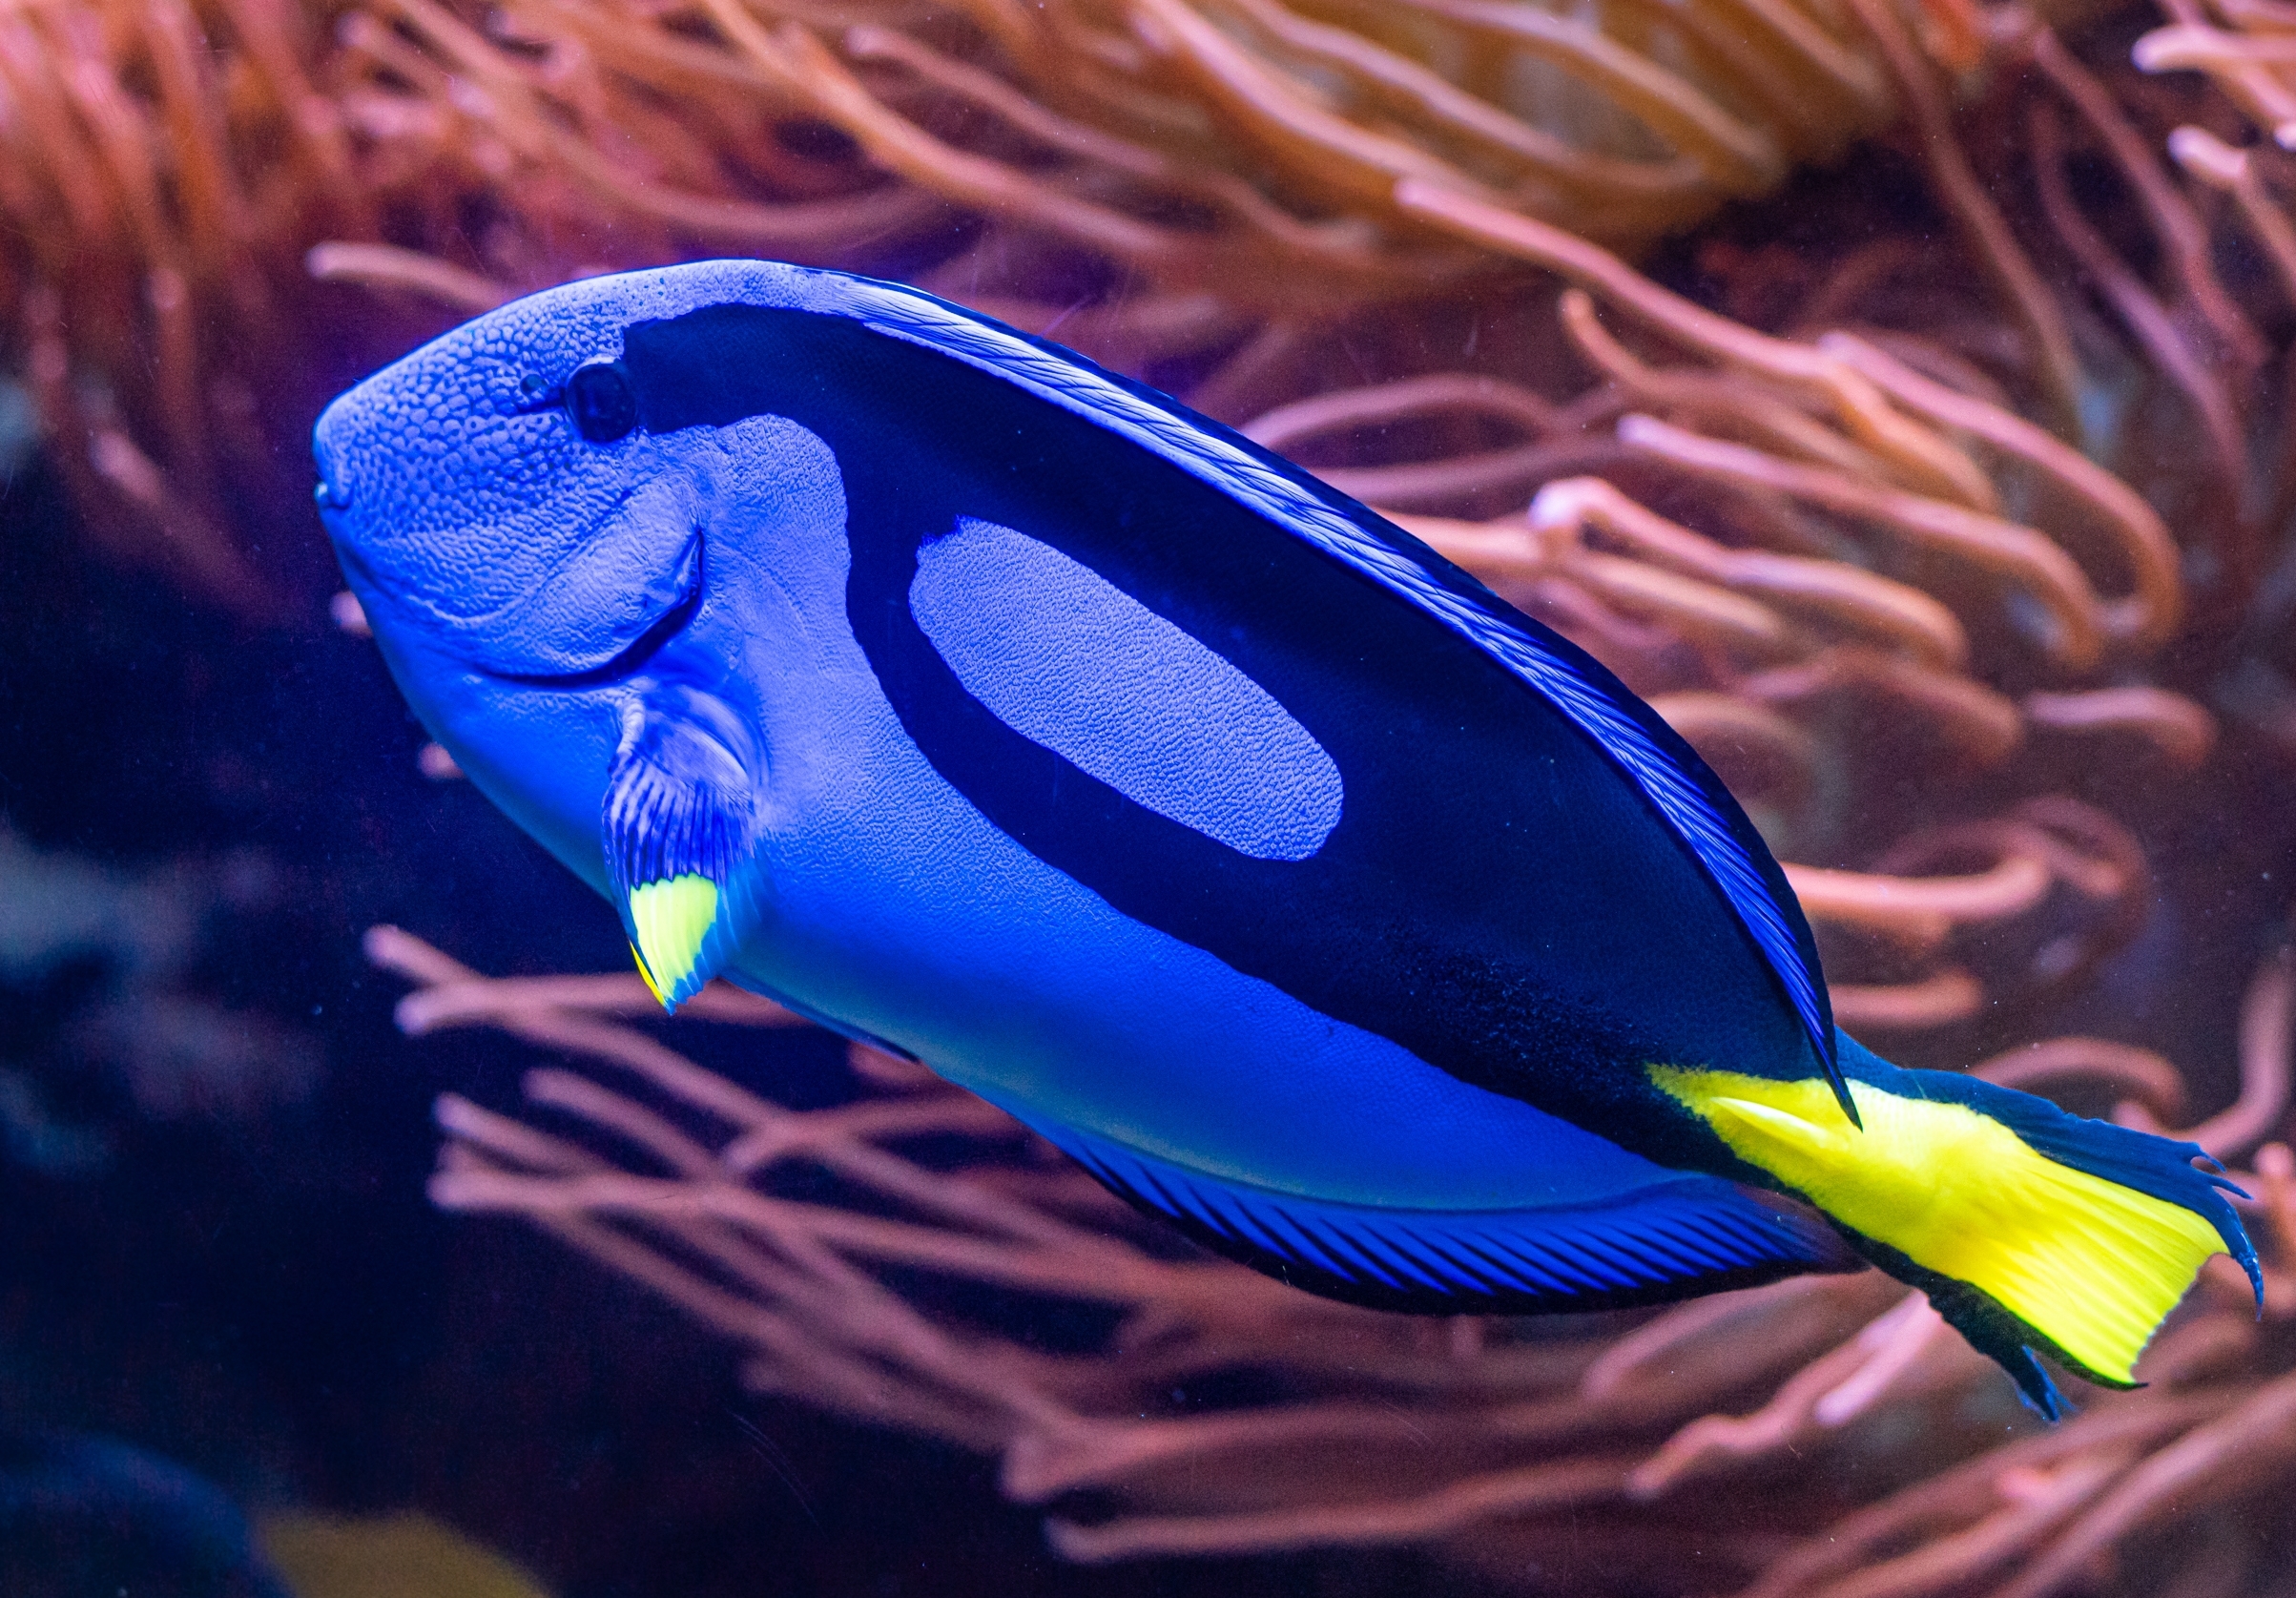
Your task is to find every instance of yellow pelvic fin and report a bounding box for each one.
[1649,1067,2224,1383]
[627,874,718,1009]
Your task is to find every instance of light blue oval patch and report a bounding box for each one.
[910,519,1342,861]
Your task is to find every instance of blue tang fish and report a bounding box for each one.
[315,259,2258,1418]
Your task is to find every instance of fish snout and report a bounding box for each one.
[311,411,353,513]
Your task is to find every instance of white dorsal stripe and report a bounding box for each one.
[911,518,1343,861]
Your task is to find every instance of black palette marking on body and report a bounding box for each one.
[621,301,1817,1165]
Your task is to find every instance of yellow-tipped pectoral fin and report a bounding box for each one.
[1652,1067,2229,1389]
[631,943,667,1007]
[627,874,719,1011]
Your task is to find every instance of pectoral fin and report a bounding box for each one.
[627,875,721,1006]
[604,681,760,1009]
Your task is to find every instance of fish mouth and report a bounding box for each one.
[490,536,705,689]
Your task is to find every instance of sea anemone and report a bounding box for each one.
[3,0,2002,613]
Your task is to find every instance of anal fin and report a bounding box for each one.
[1022,1115,1860,1313]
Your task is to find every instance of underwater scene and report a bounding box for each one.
[7,0,2296,1593]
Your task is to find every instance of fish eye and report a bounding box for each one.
[565,359,638,444]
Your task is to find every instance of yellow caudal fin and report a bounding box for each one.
[1651,1057,2255,1411]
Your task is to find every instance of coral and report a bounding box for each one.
[0,0,1984,614]
[380,924,2296,1595]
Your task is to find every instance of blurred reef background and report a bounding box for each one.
[10,0,2296,1592]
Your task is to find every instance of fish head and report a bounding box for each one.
[311,260,848,916]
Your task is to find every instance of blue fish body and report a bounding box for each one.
[318,260,2255,1416]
